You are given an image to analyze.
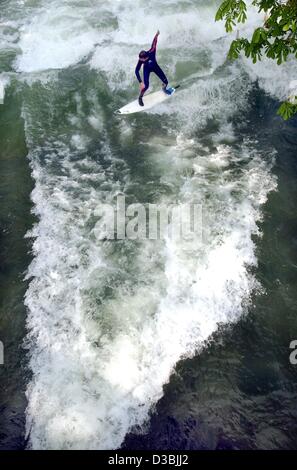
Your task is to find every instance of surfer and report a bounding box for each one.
[135,30,170,106]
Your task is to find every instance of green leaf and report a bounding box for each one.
[277,102,297,120]
[252,28,261,43]
[260,29,267,40]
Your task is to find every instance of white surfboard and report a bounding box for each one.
[116,86,179,115]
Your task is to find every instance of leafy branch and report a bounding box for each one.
[216,0,297,119]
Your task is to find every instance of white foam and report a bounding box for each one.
[24,126,277,450]
[0,79,4,104]
[16,2,105,72]
[0,73,11,104]
[288,80,297,104]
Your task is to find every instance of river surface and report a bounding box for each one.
[0,0,297,450]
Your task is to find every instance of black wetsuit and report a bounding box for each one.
[135,33,168,97]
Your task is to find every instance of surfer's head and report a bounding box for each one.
[139,50,149,62]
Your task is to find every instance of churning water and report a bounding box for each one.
[0,0,297,450]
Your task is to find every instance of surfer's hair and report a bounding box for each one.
[139,50,149,59]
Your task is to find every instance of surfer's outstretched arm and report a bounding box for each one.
[149,30,160,54]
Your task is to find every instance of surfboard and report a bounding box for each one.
[116,86,179,115]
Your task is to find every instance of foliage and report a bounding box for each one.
[215,0,297,119]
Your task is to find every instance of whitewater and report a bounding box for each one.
[1,0,296,449]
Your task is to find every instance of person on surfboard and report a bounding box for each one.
[135,30,170,107]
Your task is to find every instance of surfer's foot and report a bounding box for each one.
[138,96,144,107]
[162,84,171,95]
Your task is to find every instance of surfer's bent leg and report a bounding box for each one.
[140,68,150,97]
[138,68,150,106]
[153,64,168,87]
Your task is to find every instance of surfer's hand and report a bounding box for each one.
[156,30,160,36]
[140,82,145,91]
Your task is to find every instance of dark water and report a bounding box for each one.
[0,82,33,449]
